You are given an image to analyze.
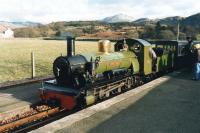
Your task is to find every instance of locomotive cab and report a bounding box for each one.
[115,39,154,75]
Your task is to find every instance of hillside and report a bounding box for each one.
[0,21,41,29]
[10,12,200,40]
[133,18,158,25]
[133,14,200,27]
[13,20,141,39]
[159,16,183,26]
[182,13,200,27]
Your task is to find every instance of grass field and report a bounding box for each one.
[0,39,102,83]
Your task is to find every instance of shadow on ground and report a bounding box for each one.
[88,70,200,133]
[0,83,41,112]
[56,69,200,133]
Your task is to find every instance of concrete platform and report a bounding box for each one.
[0,83,41,120]
[31,70,200,133]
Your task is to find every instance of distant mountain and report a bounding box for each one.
[182,13,200,26]
[102,14,183,25]
[0,21,42,29]
[102,13,134,23]
[133,18,158,25]
[102,13,200,27]
[158,14,200,27]
[159,16,183,26]
[133,16,183,26]
[132,14,200,27]
[11,21,42,27]
[0,21,18,29]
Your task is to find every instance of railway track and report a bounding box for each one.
[12,110,70,133]
[0,104,65,133]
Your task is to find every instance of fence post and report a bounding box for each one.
[31,51,35,79]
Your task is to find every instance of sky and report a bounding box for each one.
[0,0,200,23]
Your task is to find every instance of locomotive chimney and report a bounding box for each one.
[67,36,75,56]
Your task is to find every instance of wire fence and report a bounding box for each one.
[0,39,101,83]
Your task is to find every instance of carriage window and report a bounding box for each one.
[178,45,186,56]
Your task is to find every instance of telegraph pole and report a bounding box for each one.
[177,22,180,41]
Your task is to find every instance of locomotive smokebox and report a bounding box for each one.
[67,36,75,56]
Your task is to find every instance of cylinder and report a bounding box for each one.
[67,36,75,56]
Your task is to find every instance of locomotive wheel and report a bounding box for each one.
[126,77,133,89]
[118,87,122,93]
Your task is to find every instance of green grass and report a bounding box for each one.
[0,39,100,83]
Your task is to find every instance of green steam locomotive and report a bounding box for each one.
[39,37,190,110]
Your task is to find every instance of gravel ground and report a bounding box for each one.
[57,70,200,133]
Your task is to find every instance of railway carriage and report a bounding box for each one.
[150,40,190,70]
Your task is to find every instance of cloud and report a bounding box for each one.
[89,0,200,19]
[0,0,90,23]
[0,0,199,23]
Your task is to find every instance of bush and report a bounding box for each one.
[157,30,175,40]
[179,32,186,40]
[82,26,99,34]
[14,28,41,38]
[140,25,156,39]
[126,30,139,38]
